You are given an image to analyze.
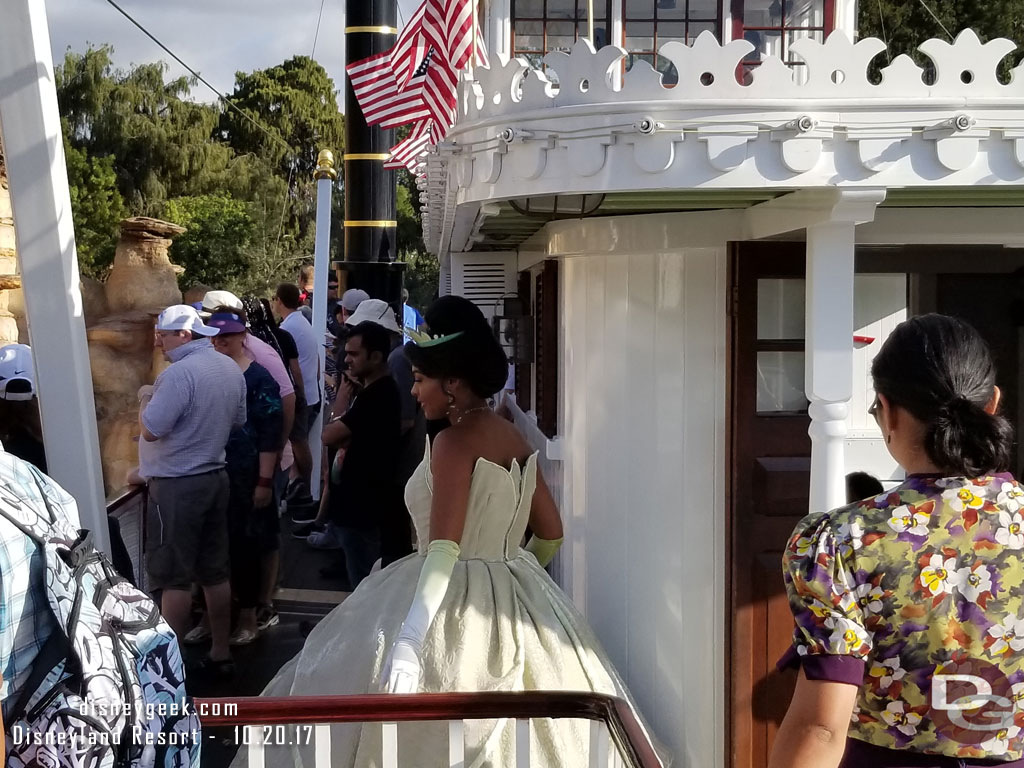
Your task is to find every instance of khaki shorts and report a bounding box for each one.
[146,471,230,591]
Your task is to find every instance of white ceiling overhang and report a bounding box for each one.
[421,29,1024,256]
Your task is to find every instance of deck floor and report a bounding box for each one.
[182,516,352,768]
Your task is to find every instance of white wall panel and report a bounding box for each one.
[551,211,729,768]
[846,274,907,484]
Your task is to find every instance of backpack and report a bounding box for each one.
[0,458,201,768]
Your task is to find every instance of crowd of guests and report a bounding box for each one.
[120,274,431,678]
[0,268,428,684]
[13,290,1024,766]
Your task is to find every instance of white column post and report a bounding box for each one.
[0,0,109,552]
[309,150,337,501]
[488,0,512,60]
[805,221,855,514]
[804,190,886,514]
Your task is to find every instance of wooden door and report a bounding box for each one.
[728,242,811,768]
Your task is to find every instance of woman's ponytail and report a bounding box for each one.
[872,314,1015,477]
[926,396,1013,477]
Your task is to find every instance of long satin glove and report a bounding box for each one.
[385,539,460,694]
[525,535,563,568]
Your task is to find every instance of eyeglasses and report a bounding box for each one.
[868,395,881,424]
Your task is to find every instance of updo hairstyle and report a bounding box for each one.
[871,314,1013,477]
[404,296,509,399]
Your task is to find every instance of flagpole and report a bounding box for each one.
[470,0,479,76]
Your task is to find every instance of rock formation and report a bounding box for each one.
[1,151,186,493]
[0,143,19,346]
[89,217,185,492]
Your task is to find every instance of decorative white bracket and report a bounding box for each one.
[699,128,759,172]
[924,115,988,171]
[770,117,834,173]
[1004,129,1024,168]
[845,126,914,172]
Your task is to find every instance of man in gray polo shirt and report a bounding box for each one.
[138,305,246,677]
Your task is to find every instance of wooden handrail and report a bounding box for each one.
[196,692,663,768]
[105,483,146,515]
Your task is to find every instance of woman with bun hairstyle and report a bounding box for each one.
[239,296,666,768]
[770,314,1024,768]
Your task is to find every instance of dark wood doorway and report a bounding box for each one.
[728,242,811,768]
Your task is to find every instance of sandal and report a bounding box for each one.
[229,627,258,646]
[193,654,235,680]
[182,625,211,645]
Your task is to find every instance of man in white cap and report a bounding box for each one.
[138,305,246,678]
[201,290,296,445]
[0,344,46,474]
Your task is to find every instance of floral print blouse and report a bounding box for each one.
[781,473,1024,761]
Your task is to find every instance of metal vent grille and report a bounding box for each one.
[452,253,516,319]
[460,261,509,305]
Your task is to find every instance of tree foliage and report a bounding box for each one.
[859,1,1024,75]
[55,45,348,294]
[63,141,125,274]
[165,195,253,289]
[219,56,346,180]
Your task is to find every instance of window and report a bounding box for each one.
[623,0,721,84]
[534,260,560,438]
[732,0,834,78]
[512,0,612,69]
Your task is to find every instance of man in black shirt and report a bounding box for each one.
[321,322,401,588]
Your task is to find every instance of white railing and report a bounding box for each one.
[198,692,659,768]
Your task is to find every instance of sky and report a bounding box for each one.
[44,0,422,109]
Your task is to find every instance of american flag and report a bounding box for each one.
[390,0,488,90]
[408,46,458,131]
[348,0,486,133]
[384,120,436,171]
[347,51,430,127]
[378,47,441,129]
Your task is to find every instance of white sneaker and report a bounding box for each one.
[307,525,343,550]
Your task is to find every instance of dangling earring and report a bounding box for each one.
[446,392,456,417]
[886,434,892,445]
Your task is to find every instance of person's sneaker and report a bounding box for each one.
[288,501,318,525]
[291,521,322,539]
[257,605,280,631]
[282,479,305,503]
[307,526,343,550]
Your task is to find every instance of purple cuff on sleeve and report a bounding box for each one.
[777,646,866,686]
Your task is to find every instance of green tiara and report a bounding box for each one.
[405,327,465,347]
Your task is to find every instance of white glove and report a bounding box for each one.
[382,539,460,695]
[385,638,422,694]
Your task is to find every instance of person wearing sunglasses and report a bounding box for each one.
[771,314,1023,768]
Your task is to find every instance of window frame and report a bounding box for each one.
[622,0,723,74]
[511,0,615,64]
[730,0,835,67]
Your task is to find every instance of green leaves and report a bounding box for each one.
[165,195,253,289]
[56,46,345,294]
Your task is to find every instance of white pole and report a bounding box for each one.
[588,0,594,43]
[309,150,337,501]
[0,0,110,553]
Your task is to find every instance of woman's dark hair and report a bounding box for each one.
[404,295,508,399]
[243,296,285,358]
[871,314,1013,477]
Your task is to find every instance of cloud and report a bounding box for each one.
[45,0,422,109]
